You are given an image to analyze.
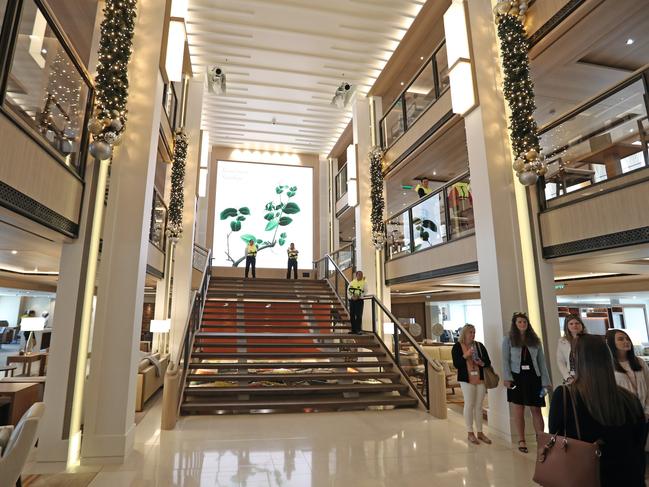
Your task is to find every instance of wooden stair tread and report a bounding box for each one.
[186,372,400,381]
[195,332,367,339]
[181,396,418,410]
[187,361,394,369]
[191,351,385,358]
[193,342,380,349]
[184,384,408,394]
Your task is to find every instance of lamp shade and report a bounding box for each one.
[150,319,171,333]
[20,317,46,331]
[383,322,395,335]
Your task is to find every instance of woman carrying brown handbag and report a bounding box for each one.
[547,334,646,486]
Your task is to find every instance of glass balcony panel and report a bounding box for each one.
[0,2,7,33]
[411,193,446,251]
[2,1,91,175]
[540,79,648,200]
[404,62,436,127]
[149,191,167,251]
[335,164,348,200]
[382,98,405,148]
[386,211,411,259]
[435,43,450,94]
[447,175,474,239]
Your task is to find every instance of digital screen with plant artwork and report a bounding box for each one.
[213,160,314,269]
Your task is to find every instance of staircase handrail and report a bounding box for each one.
[328,241,355,272]
[173,245,212,417]
[314,253,432,409]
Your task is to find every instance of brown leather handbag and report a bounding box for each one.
[477,343,499,389]
[533,386,602,487]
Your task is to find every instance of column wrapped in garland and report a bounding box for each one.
[167,131,188,240]
[88,0,138,160]
[493,0,546,186]
[369,147,386,249]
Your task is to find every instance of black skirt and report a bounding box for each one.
[507,347,546,407]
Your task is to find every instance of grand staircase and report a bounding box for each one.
[180,276,419,414]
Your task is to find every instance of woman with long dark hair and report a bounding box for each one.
[549,334,646,486]
[606,329,649,420]
[502,312,551,453]
[556,314,587,383]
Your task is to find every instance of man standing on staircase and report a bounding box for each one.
[286,243,299,279]
[348,271,367,334]
[245,239,257,278]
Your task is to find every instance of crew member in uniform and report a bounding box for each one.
[245,239,257,278]
[348,271,367,334]
[414,178,432,198]
[286,243,299,279]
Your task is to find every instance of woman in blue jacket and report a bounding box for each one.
[502,312,552,453]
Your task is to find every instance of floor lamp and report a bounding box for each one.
[19,317,46,355]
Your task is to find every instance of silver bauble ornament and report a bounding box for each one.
[88,118,103,135]
[103,131,118,145]
[109,118,123,132]
[89,140,112,160]
[526,149,539,161]
[518,171,538,186]
[495,0,510,15]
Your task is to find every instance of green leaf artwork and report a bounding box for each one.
[265,220,279,231]
[220,208,238,220]
[223,181,301,267]
[283,202,300,214]
[278,216,292,226]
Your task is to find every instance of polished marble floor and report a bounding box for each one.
[26,396,537,486]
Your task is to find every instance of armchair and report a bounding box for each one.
[0,402,45,487]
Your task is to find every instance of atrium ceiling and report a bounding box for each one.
[185,0,425,154]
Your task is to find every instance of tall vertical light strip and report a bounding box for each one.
[67,158,110,467]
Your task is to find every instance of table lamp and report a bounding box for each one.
[150,319,171,354]
[20,317,46,354]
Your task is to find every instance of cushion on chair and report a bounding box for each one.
[0,425,13,456]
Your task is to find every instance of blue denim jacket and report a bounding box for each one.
[502,336,551,387]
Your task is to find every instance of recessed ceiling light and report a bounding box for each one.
[420,56,424,60]
[11,250,17,255]
[626,38,634,45]
[400,82,404,86]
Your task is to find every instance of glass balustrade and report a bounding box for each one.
[149,190,167,252]
[539,75,649,202]
[0,0,92,176]
[385,172,474,261]
[335,164,348,201]
[379,41,449,150]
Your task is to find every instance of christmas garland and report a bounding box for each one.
[369,147,386,249]
[494,0,546,186]
[88,0,138,160]
[167,131,188,239]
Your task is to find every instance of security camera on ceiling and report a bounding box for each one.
[207,66,226,95]
[331,82,354,109]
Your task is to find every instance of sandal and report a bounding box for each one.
[517,440,528,453]
[477,433,492,444]
[467,433,480,445]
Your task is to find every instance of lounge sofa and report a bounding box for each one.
[135,353,169,412]
[420,344,459,394]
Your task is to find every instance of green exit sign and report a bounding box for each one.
[554,283,566,290]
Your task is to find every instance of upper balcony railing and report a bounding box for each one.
[334,163,348,201]
[538,67,649,207]
[0,0,94,179]
[162,81,178,131]
[385,171,473,261]
[149,189,167,252]
[379,40,449,150]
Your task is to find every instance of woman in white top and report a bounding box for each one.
[556,314,587,383]
[606,329,649,420]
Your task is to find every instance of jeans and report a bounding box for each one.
[460,382,486,433]
[287,259,297,279]
[349,299,364,333]
[245,256,256,278]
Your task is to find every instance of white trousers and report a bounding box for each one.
[460,382,486,433]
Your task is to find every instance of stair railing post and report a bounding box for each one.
[393,328,400,365]
[371,298,376,334]
[335,270,339,300]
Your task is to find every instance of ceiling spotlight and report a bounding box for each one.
[207,66,226,95]
[626,38,635,45]
[271,117,277,125]
[11,250,17,255]
[331,82,354,109]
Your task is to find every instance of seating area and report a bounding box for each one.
[135,352,169,412]
[0,402,44,487]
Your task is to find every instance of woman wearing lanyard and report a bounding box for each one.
[452,324,492,445]
[556,314,588,384]
[502,312,552,454]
